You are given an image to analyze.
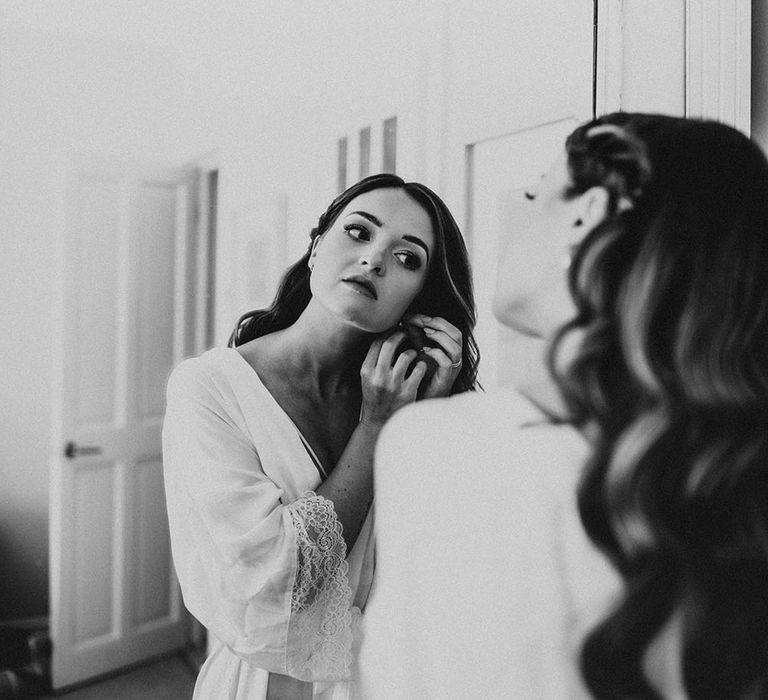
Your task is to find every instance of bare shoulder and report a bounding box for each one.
[231,336,264,370]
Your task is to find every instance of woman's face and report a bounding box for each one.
[493,151,583,338]
[309,188,435,333]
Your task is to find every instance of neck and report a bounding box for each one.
[270,300,374,391]
[511,334,570,423]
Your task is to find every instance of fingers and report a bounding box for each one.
[407,314,461,343]
[360,332,425,424]
[422,345,457,371]
[362,330,405,372]
[378,330,407,367]
[406,315,462,367]
[361,335,386,375]
[391,347,418,380]
[403,359,427,390]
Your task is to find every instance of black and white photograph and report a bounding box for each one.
[2,1,768,698]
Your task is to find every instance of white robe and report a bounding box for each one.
[357,388,621,700]
[162,347,374,700]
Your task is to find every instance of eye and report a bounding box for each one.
[394,251,422,271]
[524,191,537,201]
[344,223,371,241]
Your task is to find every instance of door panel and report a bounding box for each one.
[72,461,115,643]
[131,458,174,627]
[136,183,178,420]
[50,166,196,689]
[470,119,579,388]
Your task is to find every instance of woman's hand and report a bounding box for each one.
[359,331,427,426]
[405,314,463,400]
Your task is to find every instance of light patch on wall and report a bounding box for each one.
[382,116,397,173]
[337,136,348,194]
[359,126,371,179]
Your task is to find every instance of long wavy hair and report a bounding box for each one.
[549,113,768,699]
[229,173,479,393]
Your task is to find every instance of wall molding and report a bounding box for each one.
[596,0,751,133]
[685,0,751,133]
[595,0,625,115]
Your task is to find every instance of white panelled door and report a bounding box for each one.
[50,164,197,689]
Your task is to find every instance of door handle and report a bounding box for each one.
[64,441,103,459]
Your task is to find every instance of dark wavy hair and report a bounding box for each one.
[549,113,768,699]
[229,173,479,393]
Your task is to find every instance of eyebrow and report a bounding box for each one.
[348,210,382,227]
[347,210,431,261]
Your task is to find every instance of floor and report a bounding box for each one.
[37,655,195,700]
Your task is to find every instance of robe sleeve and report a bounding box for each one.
[162,359,354,682]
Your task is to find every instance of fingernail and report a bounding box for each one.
[424,327,436,334]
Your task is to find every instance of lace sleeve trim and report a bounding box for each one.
[285,491,354,681]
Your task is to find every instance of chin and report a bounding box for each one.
[339,308,395,335]
[313,294,390,334]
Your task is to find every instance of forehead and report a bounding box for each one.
[341,188,435,247]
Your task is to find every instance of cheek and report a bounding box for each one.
[384,272,427,317]
[308,241,343,286]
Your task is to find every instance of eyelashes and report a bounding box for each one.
[344,223,423,270]
[344,223,370,240]
[394,251,421,270]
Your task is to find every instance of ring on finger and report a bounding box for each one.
[450,358,462,369]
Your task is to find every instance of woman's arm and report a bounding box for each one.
[316,319,466,552]
[314,419,379,553]
[315,330,422,552]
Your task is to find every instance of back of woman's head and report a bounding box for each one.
[229,173,479,393]
[552,113,768,699]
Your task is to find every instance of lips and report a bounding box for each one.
[342,275,378,299]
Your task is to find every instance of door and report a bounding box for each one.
[49,163,199,689]
[450,2,595,389]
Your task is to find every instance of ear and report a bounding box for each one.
[569,186,609,240]
[307,234,323,269]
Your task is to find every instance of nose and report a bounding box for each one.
[360,248,385,275]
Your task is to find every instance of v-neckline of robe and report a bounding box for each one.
[222,346,329,480]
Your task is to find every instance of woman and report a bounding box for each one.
[162,173,479,699]
[359,114,768,699]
